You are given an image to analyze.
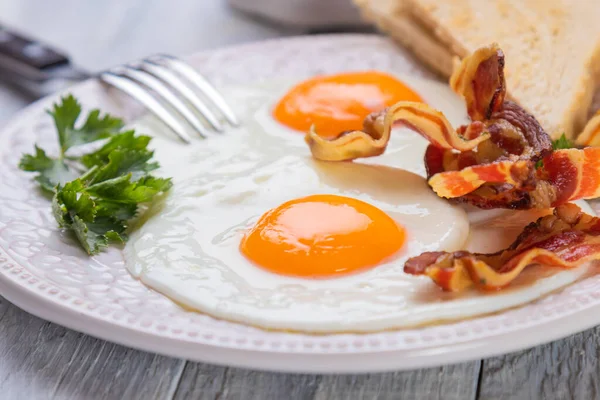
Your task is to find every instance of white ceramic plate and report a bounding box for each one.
[1,34,600,374]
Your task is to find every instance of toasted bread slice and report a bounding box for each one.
[355,0,600,139]
[354,0,454,76]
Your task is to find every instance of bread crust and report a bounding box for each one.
[353,0,454,76]
[355,0,600,139]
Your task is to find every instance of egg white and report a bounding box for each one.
[124,76,595,332]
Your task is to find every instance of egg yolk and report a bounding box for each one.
[273,71,424,138]
[240,194,405,278]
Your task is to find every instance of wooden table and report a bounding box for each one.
[0,1,596,399]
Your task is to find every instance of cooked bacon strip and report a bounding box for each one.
[304,102,489,162]
[575,111,600,147]
[428,148,600,207]
[405,203,600,292]
[426,46,559,209]
[305,44,507,162]
[428,160,533,198]
[304,43,600,210]
[543,147,600,203]
[304,43,557,208]
[450,44,505,121]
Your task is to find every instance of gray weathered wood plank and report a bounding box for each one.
[173,361,480,400]
[0,297,185,400]
[173,363,322,400]
[313,363,481,400]
[478,329,600,400]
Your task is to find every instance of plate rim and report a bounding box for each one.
[2,257,599,373]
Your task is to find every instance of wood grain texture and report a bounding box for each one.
[313,363,481,400]
[0,288,481,400]
[173,362,480,400]
[478,327,600,400]
[173,364,322,400]
[0,297,185,400]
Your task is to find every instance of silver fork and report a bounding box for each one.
[0,26,238,142]
[99,55,239,143]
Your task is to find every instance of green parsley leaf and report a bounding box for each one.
[71,215,126,255]
[80,131,151,169]
[52,174,169,254]
[536,133,575,170]
[48,94,124,153]
[52,174,166,254]
[552,133,574,150]
[19,146,79,191]
[52,179,97,225]
[88,149,159,184]
[19,95,123,190]
[95,201,138,221]
[21,94,172,255]
[19,145,55,172]
[535,159,544,169]
[86,174,172,203]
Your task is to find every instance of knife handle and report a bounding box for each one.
[0,25,69,73]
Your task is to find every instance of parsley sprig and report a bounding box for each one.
[19,95,172,255]
[551,133,574,150]
[535,133,575,169]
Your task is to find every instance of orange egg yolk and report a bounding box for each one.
[240,194,405,278]
[273,71,424,138]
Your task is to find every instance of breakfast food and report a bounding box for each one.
[15,34,600,333]
[124,135,471,331]
[353,0,455,76]
[406,203,600,291]
[354,0,600,139]
[240,194,406,277]
[576,111,600,147]
[307,44,600,210]
[19,95,171,254]
[273,71,423,138]
[305,101,488,161]
[119,64,599,331]
[305,43,600,293]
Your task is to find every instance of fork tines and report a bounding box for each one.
[99,55,239,143]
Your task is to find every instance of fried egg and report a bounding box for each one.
[273,71,423,137]
[124,73,595,332]
[240,194,406,278]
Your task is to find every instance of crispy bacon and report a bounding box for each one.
[450,43,505,121]
[543,148,600,203]
[430,147,600,207]
[304,101,489,161]
[300,43,600,293]
[428,159,534,198]
[425,45,556,209]
[405,203,600,292]
[304,43,600,210]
